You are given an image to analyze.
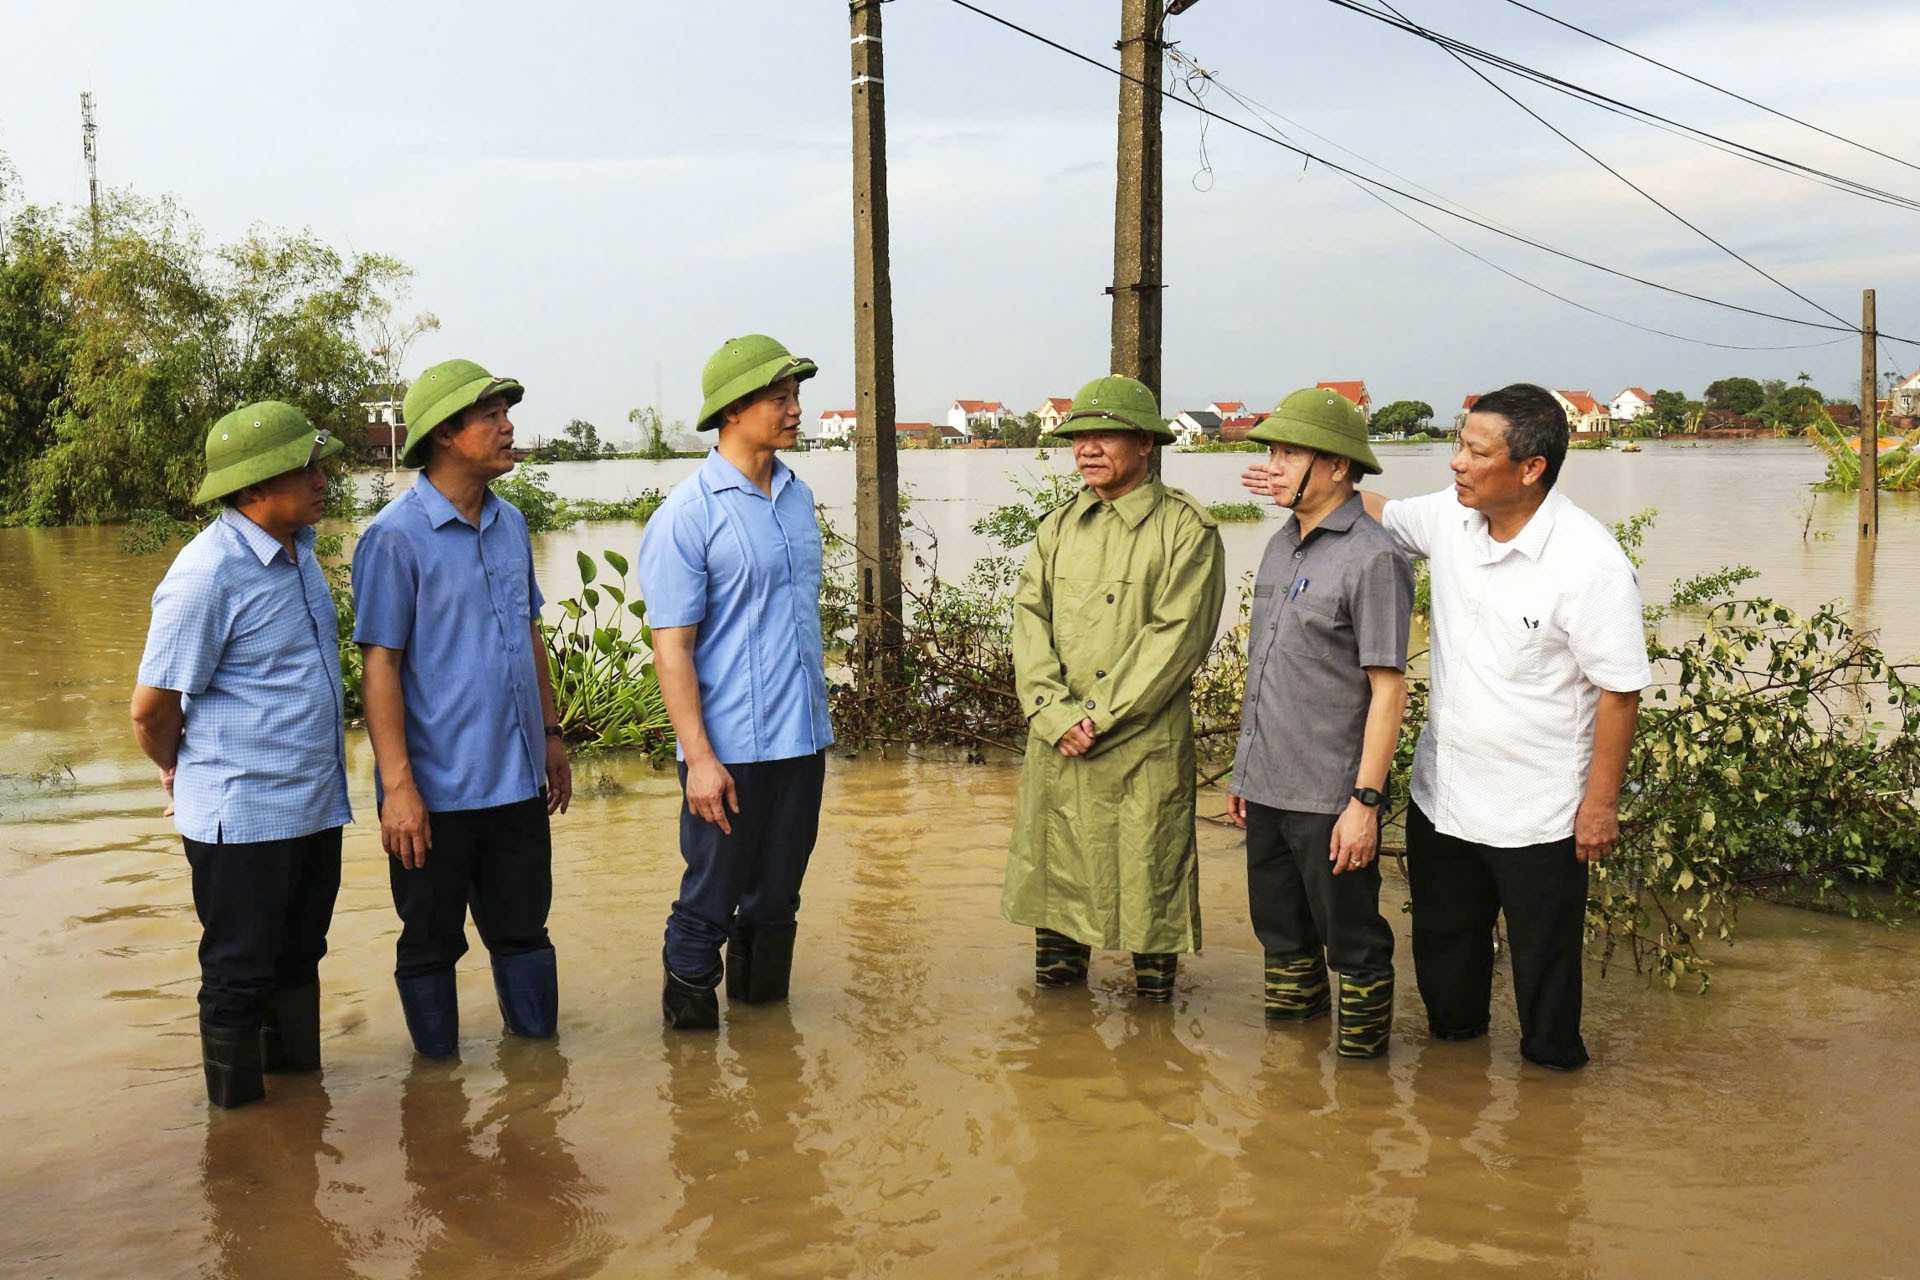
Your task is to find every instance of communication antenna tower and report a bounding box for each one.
[80,92,100,245]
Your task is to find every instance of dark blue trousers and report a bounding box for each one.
[1244,801,1394,977]
[388,795,553,979]
[665,751,826,976]
[183,828,342,1027]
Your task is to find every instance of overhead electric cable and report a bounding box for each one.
[1314,0,1920,215]
[1170,51,1854,353]
[1369,0,1852,329]
[942,0,1920,346]
[1494,0,1920,176]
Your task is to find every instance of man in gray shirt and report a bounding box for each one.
[1227,389,1413,1058]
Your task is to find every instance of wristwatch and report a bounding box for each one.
[544,725,564,738]
[1351,786,1383,808]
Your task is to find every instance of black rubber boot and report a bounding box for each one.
[491,947,559,1039]
[259,983,322,1073]
[725,927,754,1002]
[662,952,722,1030]
[1337,970,1394,1059]
[1132,952,1178,1003]
[396,971,460,1060]
[740,923,795,1004]
[201,1019,266,1109]
[1035,928,1092,987]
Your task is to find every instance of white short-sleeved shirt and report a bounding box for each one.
[1382,486,1652,847]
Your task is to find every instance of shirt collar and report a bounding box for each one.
[413,470,499,530]
[1070,476,1163,530]
[219,506,314,566]
[702,448,793,499]
[1464,486,1565,563]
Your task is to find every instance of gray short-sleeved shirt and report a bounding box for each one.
[1231,492,1414,815]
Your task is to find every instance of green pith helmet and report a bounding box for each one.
[193,401,343,504]
[1247,388,1381,476]
[1053,375,1175,442]
[697,335,819,431]
[398,359,525,468]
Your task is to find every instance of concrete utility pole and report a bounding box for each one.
[850,0,903,690]
[1108,0,1169,401]
[1859,289,1878,542]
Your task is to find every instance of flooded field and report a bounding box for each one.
[3,441,1918,1278]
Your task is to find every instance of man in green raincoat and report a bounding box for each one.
[1001,375,1227,1001]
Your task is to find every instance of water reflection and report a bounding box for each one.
[200,1078,350,1279]
[397,1043,609,1276]
[663,1008,846,1276]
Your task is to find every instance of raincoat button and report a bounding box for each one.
[1035,696,1045,706]
[1105,593,1115,603]
[1096,670,1106,678]
[1084,699,1096,710]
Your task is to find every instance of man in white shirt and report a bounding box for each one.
[1243,383,1650,1069]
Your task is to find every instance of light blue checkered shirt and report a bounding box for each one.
[137,508,352,843]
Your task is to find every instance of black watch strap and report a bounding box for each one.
[1351,786,1383,808]
[544,725,563,738]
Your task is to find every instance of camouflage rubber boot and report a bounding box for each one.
[1337,970,1394,1059]
[1035,929,1091,987]
[1132,952,1177,1003]
[1263,952,1331,1021]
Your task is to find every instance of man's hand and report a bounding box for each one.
[160,766,175,818]
[382,780,433,870]
[1239,461,1275,499]
[1227,793,1248,829]
[1329,799,1379,874]
[1055,718,1097,758]
[1574,795,1620,862]
[545,736,572,815]
[685,756,739,835]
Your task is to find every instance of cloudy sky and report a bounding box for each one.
[4,0,1917,440]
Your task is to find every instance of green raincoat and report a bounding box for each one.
[1001,478,1227,954]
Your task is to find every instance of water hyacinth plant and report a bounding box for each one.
[544,548,674,762]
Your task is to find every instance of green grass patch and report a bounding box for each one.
[1205,501,1265,522]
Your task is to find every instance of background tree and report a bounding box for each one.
[1776,384,1825,430]
[1704,376,1765,416]
[362,296,440,471]
[1001,411,1042,450]
[629,405,676,459]
[1371,399,1434,437]
[1647,389,1690,434]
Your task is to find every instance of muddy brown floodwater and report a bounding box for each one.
[4,443,1920,1278]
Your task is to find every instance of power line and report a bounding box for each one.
[1317,0,1920,215]
[940,0,1920,347]
[1173,52,1854,353]
[1493,0,1920,177]
[1369,0,1852,329]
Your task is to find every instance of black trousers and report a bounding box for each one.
[184,828,342,1027]
[388,796,553,980]
[665,751,826,976]
[1405,802,1590,1069]
[1244,801,1394,976]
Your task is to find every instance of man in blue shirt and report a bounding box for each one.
[132,401,352,1108]
[638,334,833,1030]
[352,358,572,1060]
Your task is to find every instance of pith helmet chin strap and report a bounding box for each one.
[1286,452,1318,508]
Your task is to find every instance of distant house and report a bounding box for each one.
[362,397,405,453]
[1207,400,1245,419]
[1218,414,1265,443]
[1316,381,1371,421]
[1610,387,1654,422]
[1035,397,1073,433]
[817,409,858,444]
[1553,389,1612,433]
[1172,409,1223,445]
[1461,393,1481,413]
[896,422,966,448]
[1894,369,1920,419]
[947,399,1008,440]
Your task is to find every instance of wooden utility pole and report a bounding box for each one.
[850,0,903,689]
[1859,289,1878,542]
[1109,0,1167,402]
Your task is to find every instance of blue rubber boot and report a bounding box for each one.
[491,947,559,1039]
[396,971,460,1060]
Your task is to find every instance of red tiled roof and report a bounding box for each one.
[1558,389,1602,415]
[896,422,935,432]
[1620,387,1652,402]
[1211,400,1244,412]
[953,399,1003,413]
[1317,381,1369,405]
[1219,415,1261,429]
[1043,397,1072,413]
[1462,394,1481,411]
[820,409,858,419]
